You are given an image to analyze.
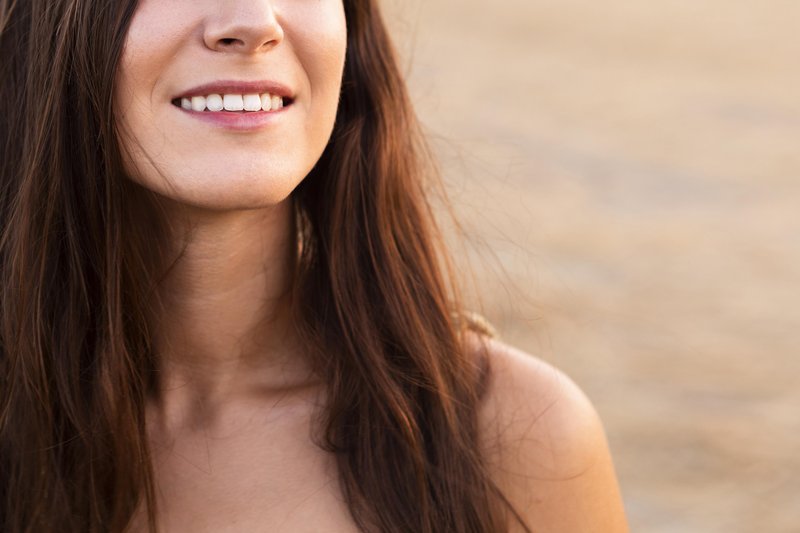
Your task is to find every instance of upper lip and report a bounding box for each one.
[174,80,294,100]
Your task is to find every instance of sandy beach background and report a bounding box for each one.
[381,1,800,531]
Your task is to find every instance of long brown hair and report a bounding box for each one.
[0,0,528,531]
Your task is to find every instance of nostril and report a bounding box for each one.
[219,38,238,46]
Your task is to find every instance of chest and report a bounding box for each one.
[128,409,361,532]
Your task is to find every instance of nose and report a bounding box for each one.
[203,1,284,54]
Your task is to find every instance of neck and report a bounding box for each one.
[148,198,317,427]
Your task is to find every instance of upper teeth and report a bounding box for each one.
[179,93,285,112]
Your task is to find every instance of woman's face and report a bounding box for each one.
[115,0,347,210]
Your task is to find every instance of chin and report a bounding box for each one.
[126,159,308,213]
[172,181,299,212]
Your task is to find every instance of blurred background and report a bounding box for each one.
[382,1,800,531]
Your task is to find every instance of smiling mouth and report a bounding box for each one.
[171,93,293,113]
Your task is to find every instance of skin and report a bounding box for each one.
[116,1,629,531]
[476,337,630,532]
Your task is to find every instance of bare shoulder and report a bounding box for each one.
[473,335,629,533]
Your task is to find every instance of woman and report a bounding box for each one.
[0,0,628,531]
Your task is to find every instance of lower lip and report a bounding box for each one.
[174,104,290,132]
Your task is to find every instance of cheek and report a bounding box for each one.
[117,2,188,99]
[286,2,348,124]
[114,66,171,197]
[114,6,190,185]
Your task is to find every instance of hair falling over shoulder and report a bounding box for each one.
[0,0,528,531]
